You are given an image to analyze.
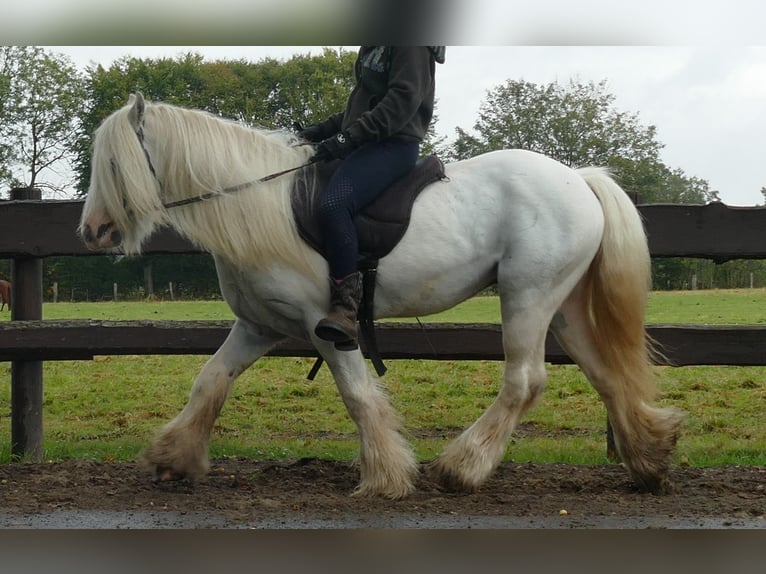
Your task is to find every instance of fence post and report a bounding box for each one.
[10,187,44,460]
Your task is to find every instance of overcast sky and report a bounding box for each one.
[49,44,766,206]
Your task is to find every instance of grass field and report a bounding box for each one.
[1,288,765,466]
[1,287,764,323]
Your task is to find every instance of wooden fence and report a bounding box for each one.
[2,189,766,458]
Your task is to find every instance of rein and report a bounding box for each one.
[134,124,318,210]
[162,160,318,209]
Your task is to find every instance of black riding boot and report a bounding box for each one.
[314,271,363,350]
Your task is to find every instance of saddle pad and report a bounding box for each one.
[291,155,445,261]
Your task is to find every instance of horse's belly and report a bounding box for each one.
[373,182,505,318]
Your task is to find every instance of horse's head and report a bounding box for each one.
[80,92,322,277]
[80,92,167,254]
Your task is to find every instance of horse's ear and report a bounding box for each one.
[127,92,146,129]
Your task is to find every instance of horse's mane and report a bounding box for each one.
[90,99,321,277]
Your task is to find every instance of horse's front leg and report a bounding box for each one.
[143,319,282,481]
[317,340,418,499]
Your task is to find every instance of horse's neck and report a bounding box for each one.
[163,116,318,277]
[216,119,302,167]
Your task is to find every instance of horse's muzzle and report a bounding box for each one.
[80,222,122,250]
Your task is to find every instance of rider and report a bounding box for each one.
[300,46,445,349]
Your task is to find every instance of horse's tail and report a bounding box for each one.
[577,167,656,403]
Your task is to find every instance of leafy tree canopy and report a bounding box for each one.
[0,46,86,197]
[448,78,718,204]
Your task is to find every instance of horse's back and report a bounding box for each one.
[445,149,594,196]
[413,149,603,242]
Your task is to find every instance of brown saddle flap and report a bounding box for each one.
[291,155,445,261]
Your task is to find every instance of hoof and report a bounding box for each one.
[152,465,187,483]
[427,461,480,493]
[351,482,414,500]
[636,474,673,495]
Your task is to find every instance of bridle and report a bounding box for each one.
[133,124,318,210]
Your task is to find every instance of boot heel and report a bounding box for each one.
[315,319,354,343]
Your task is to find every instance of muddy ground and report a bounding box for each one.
[2,455,766,528]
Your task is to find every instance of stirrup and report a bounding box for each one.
[334,339,358,351]
[315,319,359,351]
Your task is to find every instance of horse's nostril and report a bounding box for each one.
[81,225,94,243]
[111,230,122,246]
[96,222,113,240]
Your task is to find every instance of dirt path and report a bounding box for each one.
[2,458,765,528]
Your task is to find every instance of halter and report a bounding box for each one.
[133,124,318,210]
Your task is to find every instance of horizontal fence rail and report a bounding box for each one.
[1,200,766,260]
[1,320,766,366]
[2,196,766,458]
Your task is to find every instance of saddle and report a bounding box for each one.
[291,155,445,262]
[291,155,446,377]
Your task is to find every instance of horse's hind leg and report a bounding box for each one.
[429,297,551,492]
[549,280,683,493]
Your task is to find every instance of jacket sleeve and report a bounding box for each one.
[345,47,433,143]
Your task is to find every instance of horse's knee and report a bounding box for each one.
[501,364,547,410]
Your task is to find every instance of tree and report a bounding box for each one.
[256,47,357,129]
[610,156,719,204]
[0,54,13,184]
[0,46,86,197]
[449,78,718,205]
[450,79,662,165]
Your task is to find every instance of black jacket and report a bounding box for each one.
[316,46,442,145]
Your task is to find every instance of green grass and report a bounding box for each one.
[43,300,236,321]
[1,286,762,324]
[647,288,766,324]
[1,288,765,467]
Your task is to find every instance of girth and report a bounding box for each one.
[291,155,446,378]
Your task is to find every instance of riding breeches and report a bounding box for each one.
[319,139,419,278]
